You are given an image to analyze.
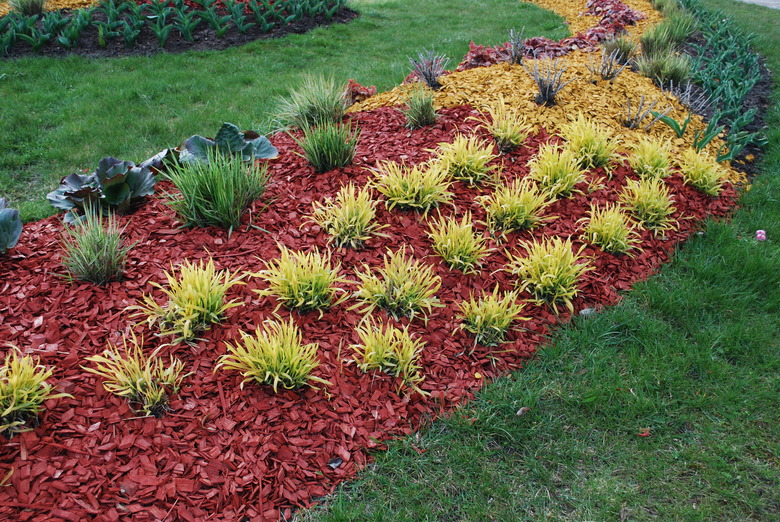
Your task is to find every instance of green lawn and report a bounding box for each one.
[0,0,566,221]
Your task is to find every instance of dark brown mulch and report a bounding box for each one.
[2,7,357,60]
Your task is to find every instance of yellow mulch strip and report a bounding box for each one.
[531,0,663,41]
[0,0,96,17]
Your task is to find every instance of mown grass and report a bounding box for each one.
[303,1,780,519]
[0,0,567,222]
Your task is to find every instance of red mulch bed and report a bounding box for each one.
[0,104,737,520]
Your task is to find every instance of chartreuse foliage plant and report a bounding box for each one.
[0,347,71,437]
[275,74,348,129]
[217,318,330,393]
[131,258,245,343]
[402,85,438,129]
[60,210,132,285]
[252,246,349,315]
[432,135,499,186]
[294,121,359,173]
[372,161,453,215]
[629,138,672,179]
[0,198,22,253]
[561,113,620,171]
[353,246,442,322]
[528,143,586,198]
[470,96,533,154]
[620,178,678,236]
[84,332,186,418]
[309,183,388,249]
[479,179,554,237]
[507,236,592,314]
[164,151,269,231]
[457,286,528,348]
[580,203,641,254]
[427,212,490,274]
[352,317,426,395]
[677,149,726,196]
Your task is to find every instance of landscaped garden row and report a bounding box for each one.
[0,0,768,519]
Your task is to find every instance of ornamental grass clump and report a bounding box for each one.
[60,211,132,285]
[372,160,453,215]
[217,318,330,393]
[353,246,442,321]
[433,134,499,186]
[458,286,528,348]
[561,113,620,171]
[352,318,425,394]
[0,348,71,437]
[402,86,437,129]
[528,143,587,198]
[506,236,592,314]
[309,183,388,249]
[620,178,678,236]
[629,138,672,179]
[10,0,46,16]
[427,212,490,274]
[601,36,636,65]
[580,203,641,254]
[252,246,349,315]
[164,151,269,231]
[523,58,574,107]
[295,121,359,173]
[84,332,186,418]
[130,258,244,343]
[677,149,726,196]
[635,51,692,88]
[275,74,348,129]
[470,96,533,154]
[408,48,449,90]
[479,178,554,237]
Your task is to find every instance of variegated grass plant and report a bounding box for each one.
[252,246,350,316]
[458,286,528,348]
[309,183,388,249]
[372,160,453,215]
[427,212,490,274]
[431,134,499,185]
[528,143,587,198]
[677,149,726,196]
[580,203,642,254]
[506,236,592,314]
[353,246,442,321]
[129,258,245,343]
[275,74,348,129]
[620,178,678,236]
[629,138,672,179]
[352,317,426,394]
[470,96,533,153]
[60,210,132,285]
[402,85,438,129]
[84,332,187,417]
[478,178,555,237]
[216,318,331,393]
[560,113,620,171]
[0,347,71,437]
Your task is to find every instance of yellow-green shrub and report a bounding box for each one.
[620,178,678,235]
[561,113,620,171]
[84,332,186,417]
[372,160,453,215]
[427,212,490,274]
[130,258,245,343]
[309,183,388,249]
[458,286,528,347]
[677,149,726,196]
[629,138,672,179]
[479,178,554,236]
[217,318,330,393]
[432,134,499,185]
[506,236,592,313]
[0,348,71,436]
[470,96,533,153]
[528,143,586,198]
[252,246,349,315]
[580,203,641,254]
[353,246,442,321]
[352,317,425,394]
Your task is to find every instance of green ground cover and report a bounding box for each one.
[0,0,566,221]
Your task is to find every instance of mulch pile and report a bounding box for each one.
[0,104,737,520]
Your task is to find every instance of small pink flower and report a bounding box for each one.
[756,230,767,241]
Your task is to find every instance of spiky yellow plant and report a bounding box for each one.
[309,183,389,249]
[560,112,620,171]
[528,143,587,198]
[620,178,678,236]
[677,149,726,196]
[470,96,533,153]
[372,160,453,215]
[431,134,499,185]
[479,178,555,237]
[458,286,529,347]
[427,212,491,274]
[629,137,672,179]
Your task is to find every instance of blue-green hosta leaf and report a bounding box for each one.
[180,135,216,164]
[215,122,246,154]
[243,133,279,161]
[46,173,102,211]
[96,157,136,182]
[0,202,22,252]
